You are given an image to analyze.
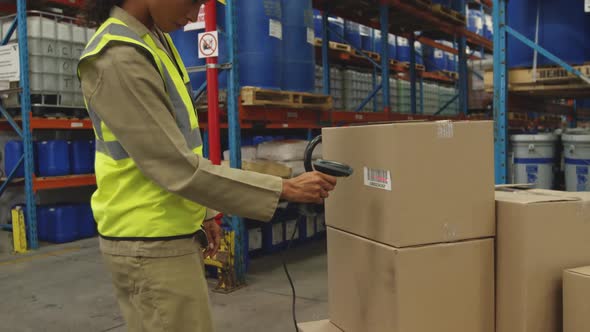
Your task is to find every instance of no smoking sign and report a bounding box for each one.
[198,31,219,58]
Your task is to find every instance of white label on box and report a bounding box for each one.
[0,44,20,82]
[307,27,315,45]
[586,0,590,12]
[436,120,454,139]
[434,49,444,59]
[272,223,283,245]
[248,228,262,251]
[363,167,392,191]
[269,19,283,40]
[286,220,299,240]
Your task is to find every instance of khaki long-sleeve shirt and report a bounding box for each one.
[80,7,283,257]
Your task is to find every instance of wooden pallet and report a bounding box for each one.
[508,112,528,121]
[353,49,381,62]
[432,4,466,25]
[397,61,426,72]
[436,70,458,79]
[314,38,353,53]
[400,0,432,10]
[484,65,590,97]
[241,87,333,110]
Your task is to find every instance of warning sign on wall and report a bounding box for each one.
[198,31,219,58]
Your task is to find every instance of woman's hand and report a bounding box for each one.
[281,171,338,204]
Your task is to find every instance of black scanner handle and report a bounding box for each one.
[304,135,353,177]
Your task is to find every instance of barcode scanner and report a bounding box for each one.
[283,135,354,332]
[303,135,354,177]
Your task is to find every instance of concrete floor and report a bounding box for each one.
[0,236,329,332]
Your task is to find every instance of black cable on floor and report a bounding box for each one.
[280,215,305,332]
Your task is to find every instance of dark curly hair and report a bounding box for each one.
[83,0,124,25]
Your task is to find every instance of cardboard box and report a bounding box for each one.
[322,121,495,247]
[495,189,590,332]
[298,320,342,332]
[563,266,590,332]
[222,159,292,178]
[327,227,494,332]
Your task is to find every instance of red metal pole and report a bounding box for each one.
[205,0,221,165]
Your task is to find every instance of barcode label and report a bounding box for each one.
[436,120,454,139]
[364,167,392,191]
[586,0,590,12]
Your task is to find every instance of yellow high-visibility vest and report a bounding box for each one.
[78,18,206,239]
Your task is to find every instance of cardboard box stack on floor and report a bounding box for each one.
[301,121,496,332]
[495,189,590,332]
[563,266,590,332]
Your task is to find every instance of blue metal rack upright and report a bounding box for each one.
[224,0,246,286]
[492,0,590,184]
[0,0,39,249]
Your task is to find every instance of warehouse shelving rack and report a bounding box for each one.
[200,0,495,289]
[492,0,590,184]
[312,0,492,118]
[0,0,94,250]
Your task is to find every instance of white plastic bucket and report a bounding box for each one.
[562,132,590,191]
[510,134,558,189]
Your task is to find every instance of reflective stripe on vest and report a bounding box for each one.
[77,18,207,239]
[78,19,202,161]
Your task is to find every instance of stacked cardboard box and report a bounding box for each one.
[495,189,590,332]
[564,266,590,332]
[302,121,496,332]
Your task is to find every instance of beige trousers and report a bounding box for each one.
[102,252,214,332]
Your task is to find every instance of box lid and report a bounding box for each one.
[298,320,342,332]
[566,266,590,278]
[495,188,581,204]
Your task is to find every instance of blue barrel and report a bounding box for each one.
[415,41,424,66]
[360,25,373,51]
[5,140,24,177]
[396,36,410,62]
[424,45,447,72]
[373,31,396,59]
[37,205,78,243]
[388,34,397,60]
[237,0,282,89]
[36,140,70,177]
[446,51,457,72]
[327,16,345,43]
[169,29,205,90]
[75,203,97,238]
[69,140,94,175]
[313,9,323,39]
[344,20,362,50]
[282,0,315,92]
[373,30,382,53]
[467,8,484,35]
[170,1,228,90]
[508,0,590,67]
[37,206,50,241]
